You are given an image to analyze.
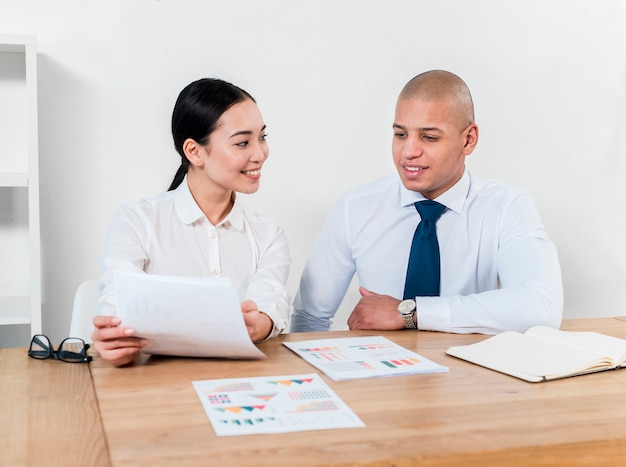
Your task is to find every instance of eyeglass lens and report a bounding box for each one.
[28,334,91,363]
[58,338,90,362]
[29,334,52,359]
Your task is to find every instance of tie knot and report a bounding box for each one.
[415,200,446,222]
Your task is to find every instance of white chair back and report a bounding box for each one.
[69,280,101,343]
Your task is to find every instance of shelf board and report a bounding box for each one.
[0,34,35,52]
[0,173,28,187]
[0,296,31,325]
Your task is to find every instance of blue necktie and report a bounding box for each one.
[403,200,446,299]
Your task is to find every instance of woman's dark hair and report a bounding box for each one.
[168,78,255,190]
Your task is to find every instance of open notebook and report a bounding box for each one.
[446,326,626,382]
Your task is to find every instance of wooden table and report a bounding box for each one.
[4,317,626,466]
[0,346,109,466]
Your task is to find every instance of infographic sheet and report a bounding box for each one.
[193,373,364,436]
[283,336,448,380]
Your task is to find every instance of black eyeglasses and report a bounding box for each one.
[28,334,93,363]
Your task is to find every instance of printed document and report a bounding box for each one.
[115,271,265,359]
[284,336,448,380]
[193,373,364,436]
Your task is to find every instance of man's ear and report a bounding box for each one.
[183,138,205,167]
[463,123,479,155]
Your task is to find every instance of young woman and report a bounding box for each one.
[92,78,290,366]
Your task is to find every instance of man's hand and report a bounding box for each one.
[347,287,405,330]
[91,315,148,366]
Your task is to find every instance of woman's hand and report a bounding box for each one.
[241,300,273,342]
[91,315,148,366]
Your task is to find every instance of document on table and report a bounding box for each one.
[193,373,364,436]
[114,270,265,359]
[283,336,448,380]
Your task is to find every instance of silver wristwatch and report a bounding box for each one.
[397,299,417,329]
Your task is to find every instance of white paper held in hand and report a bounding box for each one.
[114,270,266,359]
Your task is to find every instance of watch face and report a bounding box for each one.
[398,299,415,315]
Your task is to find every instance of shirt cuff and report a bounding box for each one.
[256,310,285,341]
[414,296,452,332]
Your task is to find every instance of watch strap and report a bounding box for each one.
[402,312,417,329]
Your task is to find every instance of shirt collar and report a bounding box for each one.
[224,197,245,230]
[399,168,470,214]
[173,176,245,230]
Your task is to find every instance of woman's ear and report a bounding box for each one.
[183,138,205,167]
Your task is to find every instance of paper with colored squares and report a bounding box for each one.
[283,336,448,380]
[193,373,364,436]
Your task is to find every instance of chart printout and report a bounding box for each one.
[193,373,364,436]
[283,336,448,380]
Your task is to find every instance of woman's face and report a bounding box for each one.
[195,98,269,195]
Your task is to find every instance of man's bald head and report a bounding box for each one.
[398,70,475,130]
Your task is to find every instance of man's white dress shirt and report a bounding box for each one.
[291,170,562,334]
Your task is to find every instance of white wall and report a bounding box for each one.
[1,0,625,346]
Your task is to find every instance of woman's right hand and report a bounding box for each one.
[91,315,148,366]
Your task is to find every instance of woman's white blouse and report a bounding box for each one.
[97,178,291,338]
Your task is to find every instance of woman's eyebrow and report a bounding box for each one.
[229,125,266,139]
[229,130,253,138]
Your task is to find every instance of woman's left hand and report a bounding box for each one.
[241,300,273,342]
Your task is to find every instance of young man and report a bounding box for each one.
[291,70,563,334]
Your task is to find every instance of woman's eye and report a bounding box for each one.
[260,133,268,142]
[235,141,249,147]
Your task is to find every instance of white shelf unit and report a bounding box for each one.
[0,34,41,336]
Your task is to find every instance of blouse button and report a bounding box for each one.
[212,269,220,276]
[210,232,217,240]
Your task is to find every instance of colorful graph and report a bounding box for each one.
[315,361,375,372]
[268,378,314,386]
[207,394,231,405]
[218,417,277,426]
[298,346,340,352]
[214,405,266,414]
[349,343,396,350]
[211,382,254,392]
[310,351,350,362]
[291,400,338,413]
[381,357,421,368]
[251,393,278,401]
[288,390,331,400]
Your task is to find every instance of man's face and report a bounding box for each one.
[392,96,478,199]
